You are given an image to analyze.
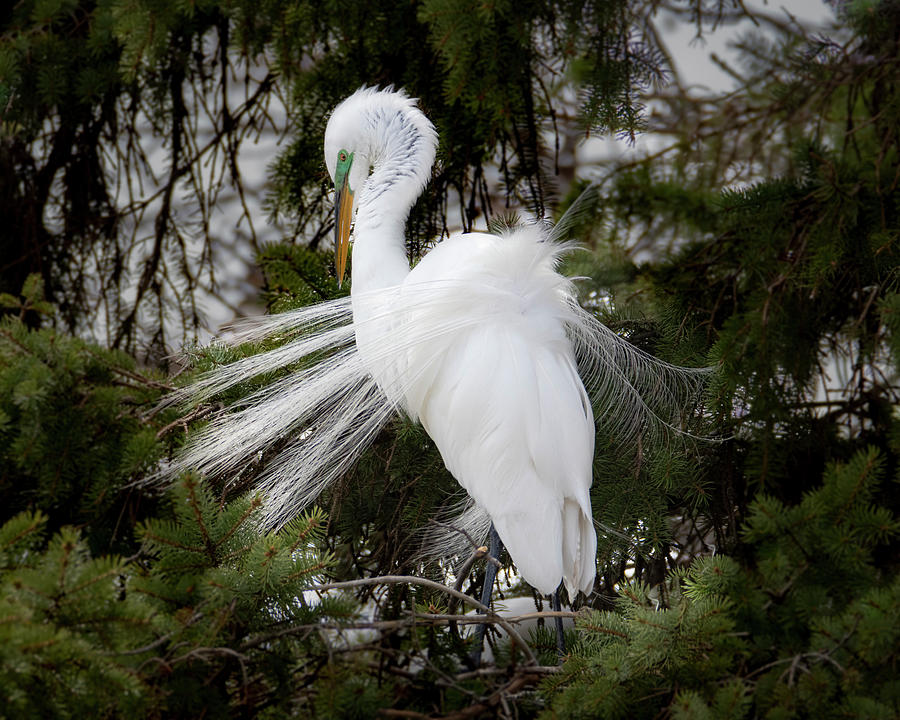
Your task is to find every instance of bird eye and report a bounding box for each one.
[339,152,347,162]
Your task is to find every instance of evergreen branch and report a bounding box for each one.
[379,709,431,719]
[103,362,175,392]
[184,479,216,561]
[139,529,205,554]
[0,613,31,626]
[833,451,878,526]
[99,614,201,657]
[168,645,249,667]
[763,563,810,609]
[0,327,32,355]
[239,624,334,650]
[19,638,59,653]
[287,513,325,554]
[63,616,154,633]
[56,538,74,594]
[755,502,814,563]
[439,673,537,720]
[207,598,238,643]
[376,665,561,718]
[62,564,126,598]
[746,615,861,687]
[134,642,193,674]
[261,576,538,664]
[581,621,629,639]
[240,611,559,651]
[451,665,561,681]
[154,403,220,438]
[0,512,45,553]
[284,560,329,582]
[217,541,259,564]
[214,496,262,549]
[415,611,577,624]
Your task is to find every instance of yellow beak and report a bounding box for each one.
[334,178,353,288]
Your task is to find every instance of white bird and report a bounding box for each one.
[327,87,596,597]
[162,87,709,600]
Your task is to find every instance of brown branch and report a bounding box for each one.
[441,674,536,719]
[298,575,538,664]
[155,403,220,439]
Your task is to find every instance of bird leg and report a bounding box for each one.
[551,586,566,660]
[469,523,502,666]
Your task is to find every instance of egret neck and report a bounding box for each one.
[324,89,438,407]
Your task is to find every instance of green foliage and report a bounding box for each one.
[545,576,743,719]
[546,448,899,719]
[536,6,900,716]
[131,476,348,717]
[0,273,54,319]
[0,511,153,719]
[2,0,900,717]
[0,276,168,554]
[2,0,673,351]
[136,475,335,617]
[0,476,346,718]
[257,242,348,311]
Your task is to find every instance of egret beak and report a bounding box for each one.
[333,173,354,288]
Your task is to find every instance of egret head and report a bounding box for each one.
[324,87,438,287]
[325,92,373,287]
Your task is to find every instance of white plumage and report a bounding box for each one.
[162,87,709,599]
[326,88,595,595]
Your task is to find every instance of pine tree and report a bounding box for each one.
[1,0,661,355]
[544,448,899,719]
[539,2,900,717]
[2,0,899,717]
[0,275,167,554]
[0,473,345,717]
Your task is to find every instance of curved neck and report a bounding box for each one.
[351,98,436,294]
[350,179,414,293]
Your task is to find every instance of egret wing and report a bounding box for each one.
[395,227,597,596]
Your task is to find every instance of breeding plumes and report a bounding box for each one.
[162,87,709,599]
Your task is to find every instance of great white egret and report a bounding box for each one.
[162,87,709,613]
[327,87,596,598]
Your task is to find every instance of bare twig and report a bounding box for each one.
[312,575,537,665]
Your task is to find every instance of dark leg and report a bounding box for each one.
[470,524,502,666]
[551,587,566,660]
